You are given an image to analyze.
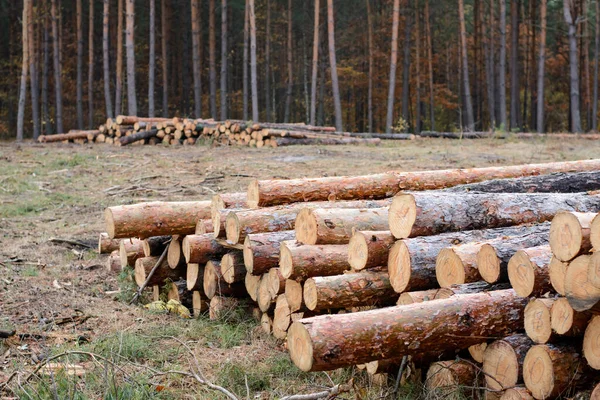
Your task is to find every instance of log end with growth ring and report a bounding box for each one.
[588,251,600,289]
[225,212,241,244]
[387,240,411,293]
[203,260,221,299]
[279,242,294,279]
[425,360,477,393]
[549,211,587,262]
[508,250,536,297]
[347,231,369,271]
[186,263,200,291]
[246,180,260,209]
[257,276,274,312]
[436,248,466,288]
[564,254,599,311]
[192,291,208,316]
[477,243,501,283]
[245,272,261,302]
[303,279,318,311]
[550,297,575,335]
[524,299,552,344]
[591,214,600,251]
[167,237,183,269]
[500,387,534,400]
[273,295,292,339]
[104,208,117,239]
[294,208,318,245]
[388,194,417,239]
[548,256,567,296]
[468,343,488,364]
[243,236,255,273]
[288,322,314,372]
[134,259,147,287]
[483,339,521,390]
[522,345,557,400]
[583,315,600,369]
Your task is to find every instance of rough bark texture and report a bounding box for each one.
[119,238,144,268]
[303,270,396,311]
[288,289,526,371]
[76,0,83,128]
[524,298,555,344]
[564,0,582,133]
[326,0,343,131]
[549,211,595,262]
[147,0,155,117]
[310,0,320,126]
[247,159,600,208]
[248,0,258,121]
[280,241,349,281]
[50,0,63,134]
[87,0,94,128]
[125,0,137,115]
[458,0,474,130]
[220,0,227,119]
[117,129,159,146]
[102,0,113,119]
[161,0,168,116]
[483,334,534,390]
[115,0,123,116]
[537,0,547,132]
[385,0,400,133]
[565,254,600,311]
[17,0,28,142]
[243,231,295,275]
[134,256,185,287]
[389,192,600,239]
[348,231,395,271]
[192,290,209,316]
[182,234,227,264]
[105,201,211,239]
[141,236,170,257]
[508,245,552,298]
[98,232,120,254]
[190,0,201,117]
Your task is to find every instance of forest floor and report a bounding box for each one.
[1,137,599,399]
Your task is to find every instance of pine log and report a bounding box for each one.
[105,201,212,239]
[257,275,275,312]
[500,387,534,400]
[267,268,286,298]
[195,219,214,235]
[106,250,121,273]
[469,343,488,364]
[202,260,246,299]
[591,213,600,251]
[273,295,292,339]
[507,245,552,297]
[226,199,390,244]
[425,360,479,395]
[243,231,295,275]
[279,242,350,280]
[348,230,395,271]
[588,251,600,290]
[186,263,205,291]
[209,296,239,320]
[220,252,245,284]
[98,232,120,254]
[182,234,227,265]
[119,238,144,268]
[285,279,304,312]
[115,115,170,125]
[303,270,396,311]
[523,343,589,399]
[248,159,600,208]
[443,171,600,194]
[389,192,600,239]
[388,225,541,293]
[167,280,193,308]
[397,288,451,305]
[167,236,187,269]
[211,192,248,216]
[134,256,185,287]
[549,212,595,262]
[483,334,534,391]
[346,132,415,140]
[38,130,100,142]
[550,297,592,336]
[287,289,527,371]
[295,207,389,245]
[142,235,171,257]
[245,272,261,302]
[584,315,600,369]
[565,255,600,311]
[261,312,273,334]
[549,256,568,296]
[117,129,158,146]
[192,291,209,316]
[524,298,555,344]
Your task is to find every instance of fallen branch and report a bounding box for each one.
[0,330,15,339]
[279,383,353,400]
[129,239,171,305]
[48,238,94,249]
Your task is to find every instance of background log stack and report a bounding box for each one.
[98,159,600,398]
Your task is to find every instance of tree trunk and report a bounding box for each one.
[148,0,155,117]
[401,10,411,129]
[115,0,124,117]
[327,0,343,131]
[565,254,600,311]
[88,0,95,128]
[17,0,29,141]
[243,231,295,275]
[105,201,212,239]
[161,0,168,117]
[483,334,534,390]
[499,0,508,129]
[458,0,474,130]
[76,0,84,129]
[102,0,113,119]
[594,0,599,131]
[486,0,496,129]
[116,129,159,146]
[564,0,582,132]
[207,0,216,118]
[284,0,293,123]
[41,4,51,135]
[249,0,258,121]
[125,0,137,115]
[310,0,321,126]
[365,0,373,132]
[510,0,520,130]
[28,1,39,139]
[50,0,63,134]
[415,0,422,133]
[348,230,395,271]
[304,270,396,311]
[220,0,227,119]
[287,289,527,371]
[385,0,401,133]
[190,0,201,118]
[243,0,249,121]
[424,0,435,131]
[182,234,227,264]
[279,242,349,280]
[248,159,600,208]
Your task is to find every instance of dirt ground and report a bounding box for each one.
[1,137,599,399]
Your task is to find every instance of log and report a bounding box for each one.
[261,312,273,334]
[303,270,396,311]
[186,263,205,291]
[549,212,595,262]
[226,199,390,244]
[584,315,600,369]
[524,298,555,344]
[142,235,171,257]
[134,256,185,287]
[507,245,552,297]
[588,251,600,290]
[443,171,600,194]
[469,342,488,363]
[257,275,275,312]
[117,129,158,146]
[287,289,527,371]
[483,334,534,390]
[267,268,286,298]
[211,192,248,216]
[243,231,295,275]
[550,297,592,336]
[523,343,588,399]
[273,295,292,339]
[247,159,600,208]
[347,231,395,271]
[345,132,415,140]
[271,137,381,146]
[182,234,227,265]
[295,208,389,245]
[389,192,600,239]
[167,236,187,269]
[192,291,209,316]
[202,260,246,299]
[425,360,479,395]
[388,225,543,293]
[397,288,450,305]
[245,272,261,302]
[565,255,600,311]
[105,201,212,239]
[167,280,193,308]
[591,213,600,251]
[195,219,214,235]
[220,252,245,284]
[38,130,100,142]
[549,256,568,296]
[119,238,144,268]
[500,387,534,400]
[285,279,304,312]
[115,115,170,125]
[279,242,350,280]
[98,232,120,254]
[209,296,239,320]
[106,250,121,273]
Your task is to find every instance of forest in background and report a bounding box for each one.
[0,0,596,139]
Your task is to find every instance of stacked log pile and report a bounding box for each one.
[99,159,600,398]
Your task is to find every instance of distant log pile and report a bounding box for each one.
[98,160,600,399]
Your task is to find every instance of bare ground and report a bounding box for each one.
[0,137,599,399]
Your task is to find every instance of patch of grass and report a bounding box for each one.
[49,154,91,169]
[21,265,40,276]
[90,332,155,362]
[189,313,255,349]
[116,267,141,303]
[0,191,81,217]
[216,361,270,395]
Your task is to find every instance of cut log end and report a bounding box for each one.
[522,345,556,399]
[243,236,254,273]
[245,272,261,302]
[468,342,488,363]
[167,238,183,269]
[583,315,600,369]
[508,250,537,298]
[550,297,575,335]
[548,256,568,296]
[104,208,116,239]
[257,276,274,312]
[294,208,318,245]
[388,240,411,293]
[500,387,534,400]
[388,194,416,239]
[477,243,501,283]
[203,260,220,299]
[348,232,369,271]
[261,313,273,334]
[186,263,200,291]
[303,279,318,311]
[565,254,600,311]
[225,212,241,244]
[247,180,260,209]
[549,211,592,262]
[588,251,600,289]
[288,322,314,372]
[591,214,600,250]
[436,248,466,288]
[273,295,292,339]
[134,260,147,287]
[483,338,524,390]
[279,242,293,279]
[285,279,303,312]
[524,299,553,344]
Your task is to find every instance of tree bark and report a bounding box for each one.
[116,129,159,146]
[119,238,144,268]
[279,241,349,281]
[220,0,227,119]
[249,0,258,121]
[401,10,411,129]
[510,0,520,130]
[161,0,168,117]
[125,0,136,115]
[243,231,295,275]
[424,0,435,131]
[102,0,113,119]
[310,0,321,126]
[50,0,63,134]
[483,334,534,390]
[499,0,508,129]
[207,0,217,119]
[76,0,84,129]
[348,230,395,271]
[88,0,94,128]
[486,0,496,129]
[365,0,373,132]
[41,3,51,135]
[28,1,39,139]
[564,0,582,132]
[385,0,401,133]
[284,0,293,123]
[190,0,201,118]
[243,0,249,121]
[115,0,124,117]
[458,0,474,130]
[327,0,343,131]
[264,0,271,122]
[594,0,599,131]
[17,0,29,141]
[98,232,120,254]
[287,289,527,371]
[148,0,155,117]
[105,201,212,239]
[415,0,422,133]
[389,192,600,239]
[142,236,170,257]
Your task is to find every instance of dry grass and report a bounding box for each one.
[1,137,599,399]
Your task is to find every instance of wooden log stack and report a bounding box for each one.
[98,160,600,399]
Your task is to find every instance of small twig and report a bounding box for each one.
[48,238,93,249]
[129,240,171,305]
[279,382,352,400]
[392,355,408,394]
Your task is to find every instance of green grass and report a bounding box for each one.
[21,265,40,276]
[90,332,156,362]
